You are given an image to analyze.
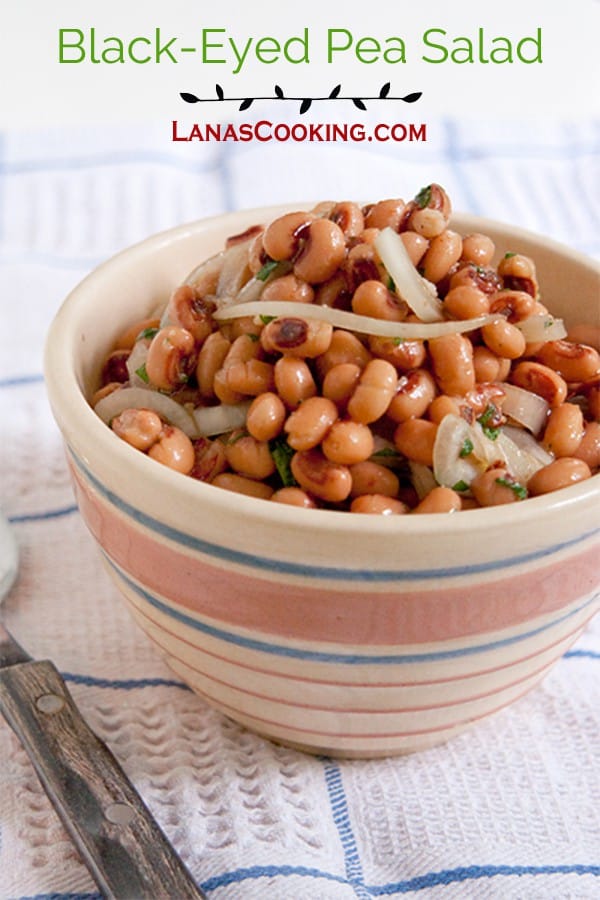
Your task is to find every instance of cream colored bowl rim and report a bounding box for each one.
[44,205,600,539]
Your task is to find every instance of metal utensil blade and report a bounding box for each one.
[0,623,32,668]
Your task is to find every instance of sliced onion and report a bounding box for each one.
[125,340,151,388]
[183,250,226,292]
[515,314,567,342]
[215,239,253,300]
[433,415,496,490]
[94,386,197,436]
[214,300,499,340]
[409,462,438,500]
[502,425,554,466]
[191,401,250,437]
[374,227,444,322]
[502,383,550,435]
[494,430,550,484]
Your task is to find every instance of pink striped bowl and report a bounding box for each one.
[44,207,600,757]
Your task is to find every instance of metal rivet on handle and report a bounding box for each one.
[36,693,65,714]
[105,802,136,826]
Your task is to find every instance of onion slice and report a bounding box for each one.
[502,383,550,435]
[94,387,197,436]
[374,227,444,322]
[191,401,250,437]
[433,415,496,489]
[214,300,499,340]
[515,314,567,342]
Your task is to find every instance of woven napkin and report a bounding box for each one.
[0,111,598,899]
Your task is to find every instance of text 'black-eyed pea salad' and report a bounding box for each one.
[93,185,600,513]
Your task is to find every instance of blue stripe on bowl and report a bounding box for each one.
[106,554,599,665]
[71,450,599,583]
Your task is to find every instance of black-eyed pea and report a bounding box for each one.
[261,273,315,304]
[224,359,275,396]
[212,472,274,499]
[350,495,409,515]
[330,201,365,237]
[481,320,527,360]
[148,425,195,474]
[343,242,381,290]
[573,422,600,469]
[470,466,525,506]
[528,458,591,496]
[421,229,463,284]
[270,487,317,508]
[497,252,538,297]
[284,397,338,451]
[400,231,429,266]
[290,449,352,503]
[428,333,476,396]
[91,381,122,406]
[349,461,400,498]
[510,361,568,407]
[428,395,462,424]
[196,331,231,399]
[115,317,161,350]
[262,211,315,260]
[322,363,362,411]
[214,334,261,404]
[293,218,346,284]
[449,262,503,295]
[261,317,333,358]
[535,340,600,384]
[489,290,537,322]
[367,336,426,372]
[364,198,406,231]
[224,432,276,480]
[393,418,438,467]
[460,233,495,267]
[407,183,452,238]
[473,346,511,383]
[101,349,130,385]
[321,420,374,465]
[111,408,163,451]
[315,273,351,309]
[567,324,600,353]
[189,437,228,482]
[246,392,287,442]
[145,326,197,391]
[316,330,372,377]
[387,369,437,423]
[351,280,406,322]
[542,403,585,457]
[412,487,462,514]
[166,285,215,343]
[588,384,600,421]
[443,285,490,320]
[274,357,317,409]
[347,359,398,424]
[226,316,263,340]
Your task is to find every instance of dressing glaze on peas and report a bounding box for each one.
[94,184,600,514]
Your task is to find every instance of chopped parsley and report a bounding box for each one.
[259,314,276,325]
[256,259,279,282]
[392,337,406,346]
[135,363,149,383]
[459,437,474,458]
[247,332,260,342]
[415,184,432,209]
[387,275,396,292]
[477,404,501,441]
[371,447,400,460]
[136,326,159,342]
[495,477,528,500]
[452,480,470,492]
[503,251,516,259]
[269,437,297,487]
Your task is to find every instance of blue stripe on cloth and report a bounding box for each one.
[72,452,599,582]
[8,505,79,523]
[13,862,600,899]
[0,373,44,388]
[106,556,599,665]
[322,761,370,899]
[62,671,191,691]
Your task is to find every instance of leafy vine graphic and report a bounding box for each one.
[180,83,422,114]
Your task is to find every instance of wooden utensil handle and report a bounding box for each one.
[0,659,205,899]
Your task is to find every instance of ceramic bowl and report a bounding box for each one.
[44,206,600,757]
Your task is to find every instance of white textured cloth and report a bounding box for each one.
[0,111,599,899]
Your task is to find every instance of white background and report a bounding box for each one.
[1,0,598,127]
